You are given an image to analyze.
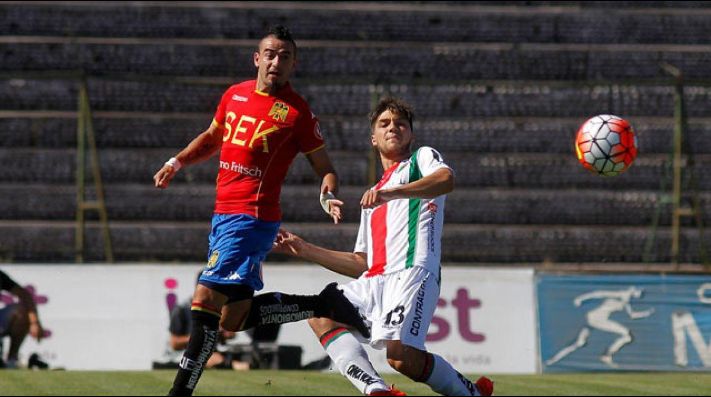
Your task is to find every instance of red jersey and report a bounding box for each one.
[211,80,324,221]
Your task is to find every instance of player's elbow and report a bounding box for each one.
[439,169,455,195]
[349,254,368,278]
[348,268,366,279]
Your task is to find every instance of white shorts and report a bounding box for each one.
[339,267,440,351]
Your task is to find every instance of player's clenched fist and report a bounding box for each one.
[360,188,393,209]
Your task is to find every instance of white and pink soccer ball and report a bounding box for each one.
[575,114,638,176]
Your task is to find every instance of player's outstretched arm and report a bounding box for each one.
[361,168,454,209]
[305,148,343,224]
[272,229,366,278]
[153,123,224,189]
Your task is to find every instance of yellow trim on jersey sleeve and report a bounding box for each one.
[303,144,326,155]
[211,119,226,130]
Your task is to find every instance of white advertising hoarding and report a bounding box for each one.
[0,264,536,373]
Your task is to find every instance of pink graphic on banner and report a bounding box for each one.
[164,278,178,314]
[425,288,485,343]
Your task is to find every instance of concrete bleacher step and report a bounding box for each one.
[5,40,711,81]
[0,115,208,149]
[1,148,709,190]
[0,220,703,264]
[0,220,212,262]
[3,115,711,156]
[5,78,711,118]
[452,1,711,8]
[438,223,704,264]
[3,2,711,44]
[2,184,709,227]
[0,148,369,186]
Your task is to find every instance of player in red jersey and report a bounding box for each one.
[154,26,366,396]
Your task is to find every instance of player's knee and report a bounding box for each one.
[219,318,240,332]
[387,358,419,380]
[387,358,404,372]
[308,317,337,335]
[169,339,183,351]
[386,350,410,376]
[386,342,427,380]
[306,317,328,334]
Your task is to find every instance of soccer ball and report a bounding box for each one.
[574,114,638,176]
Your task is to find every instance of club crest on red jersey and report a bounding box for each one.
[268,101,290,122]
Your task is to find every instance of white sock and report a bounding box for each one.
[320,327,389,395]
[425,353,480,396]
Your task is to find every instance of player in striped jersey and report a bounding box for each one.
[273,97,493,396]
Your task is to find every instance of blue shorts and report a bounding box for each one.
[199,214,280,292]
[0,304,19,336]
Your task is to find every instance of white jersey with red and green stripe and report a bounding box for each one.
[355,146,451,278]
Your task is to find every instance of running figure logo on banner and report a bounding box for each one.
[545,287,655,368]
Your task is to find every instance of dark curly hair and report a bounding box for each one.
[368,97,414,131]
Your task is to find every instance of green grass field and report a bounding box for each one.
[1,370,710,396]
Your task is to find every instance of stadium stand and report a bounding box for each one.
[1,1,709,265]
[5,40,711,80]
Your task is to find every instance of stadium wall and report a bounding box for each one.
[5,265,710,373]
[0,264,537,373]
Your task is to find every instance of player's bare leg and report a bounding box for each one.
[218,299,252,332]
[385,340,493,396]
[385,341,427,380]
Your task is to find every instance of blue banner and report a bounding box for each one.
[538,274,711,372]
